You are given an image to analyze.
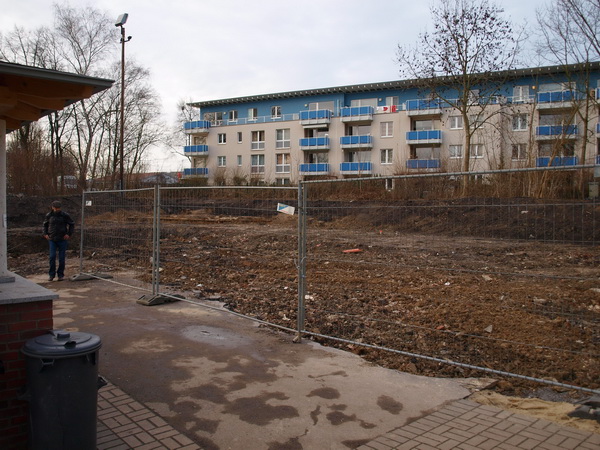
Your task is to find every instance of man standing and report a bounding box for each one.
[43,201,75,281]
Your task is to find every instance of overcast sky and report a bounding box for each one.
[2,0,548,171]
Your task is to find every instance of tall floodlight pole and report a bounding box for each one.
[115,13,131,191]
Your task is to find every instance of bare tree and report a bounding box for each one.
[397,0,522,193]
[535,0,600,195]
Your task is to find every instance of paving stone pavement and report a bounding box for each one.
[97,380,201,450]
[97,380,599,450]
[357,399,600,450]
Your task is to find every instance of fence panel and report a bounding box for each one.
[79,189,155,291]
[154,186,299,321]
[299,168,600,394]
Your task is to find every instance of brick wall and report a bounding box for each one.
[0,300,53,449]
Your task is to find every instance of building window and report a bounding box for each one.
[237,132,242,143]
[217,156,226,167]
[204,111,224,123]
[248,108,258,121]
[512,114,528,131]
[386,96,399,107]
[512,144,527,160]
[449,116,463,129]
[251,154,265,173]
[539,142,575,157]
[413,119,433,131]
[237,155,242,166]
[470,144,484,158]
[271,106,281,119]
[275,178,290,186]
[229,110,238,121]
[449,145,463,158]
[380,122,393,138]
[251,130,265,150]
[276,129,290,149]
[513,86,529,102]
[276,153,291,173]
[381,149,393,164]
[218,133,226,144]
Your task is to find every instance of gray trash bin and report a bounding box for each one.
[21,329,104,450]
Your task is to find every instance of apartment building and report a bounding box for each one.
[183,62,600,185]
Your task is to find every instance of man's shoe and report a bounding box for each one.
[48,277,54,281]
[58,277,64,281]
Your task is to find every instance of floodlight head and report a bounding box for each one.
[115,13,128,27]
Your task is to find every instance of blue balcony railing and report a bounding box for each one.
[340,162,372,173]
[536,125,578,137]
[597,123,600,134]
[340,135,373,147]
[183,145,208,154]
[405,99,444,112]
[537,90,580,103]
[183,168,209,176]
[596,155,600,165]
[536,156,578,167]
[300,110,331,126]
[184,120,211,131]
[406,130,442,143]
[299,137,330,149]
[340,106,374,120]
[406,159,441,169]
[299,163,330,173]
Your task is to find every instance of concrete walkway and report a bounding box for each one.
[31,275,599,449]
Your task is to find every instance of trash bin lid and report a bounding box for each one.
[22,329,102,358]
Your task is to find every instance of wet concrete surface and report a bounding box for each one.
[34,274,472,450]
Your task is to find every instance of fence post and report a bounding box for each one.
[152,185,161,296]
[296,182,307,342]
[78,191,86,274]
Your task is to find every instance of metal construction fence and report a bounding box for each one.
[77,166,600,394]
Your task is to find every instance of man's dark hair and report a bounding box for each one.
[51,201,62,209]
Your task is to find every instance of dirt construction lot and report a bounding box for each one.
[9,207,600,401]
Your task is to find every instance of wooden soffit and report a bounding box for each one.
[0,61,114,132]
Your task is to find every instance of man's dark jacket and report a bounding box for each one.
[43,210,75,242]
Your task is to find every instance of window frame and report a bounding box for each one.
[275,153,291,173]
[218,133,226,144]
[250,154,265,173]
[449,145,463,159]
[380,148,393,164]
[380,122,394,138]
[271,105,282,119]
[251,130,265,150]
[217,156,227,167]
[449,116,463,130]
[276,129,290,149]
[512,113,528,131]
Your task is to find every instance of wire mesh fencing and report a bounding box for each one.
[297,166,600,394]
[76,167,600,394]
[78,188,156,292]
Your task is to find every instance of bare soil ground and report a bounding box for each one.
[7,195,600,405]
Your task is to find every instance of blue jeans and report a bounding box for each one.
[49,240,68,279]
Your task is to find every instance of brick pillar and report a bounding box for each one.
[0,299,53,449]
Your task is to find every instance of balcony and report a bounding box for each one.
[406,130,442,145]
[537,90,581,109]
[536,156,578,167]
[183,167,209,177]
[340,106,374,123]
[535,125,578,140]
[597,155,600,165]
[340,162,372,175]
[406,159,441,169]
[183,145,208,156]
[300,109,331,127]
[299,163,330,175]
[405,99,443,116]
[597,123,600,135]
[184,120,211,134]
[299,137,330,151]
[340,135,373,149]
